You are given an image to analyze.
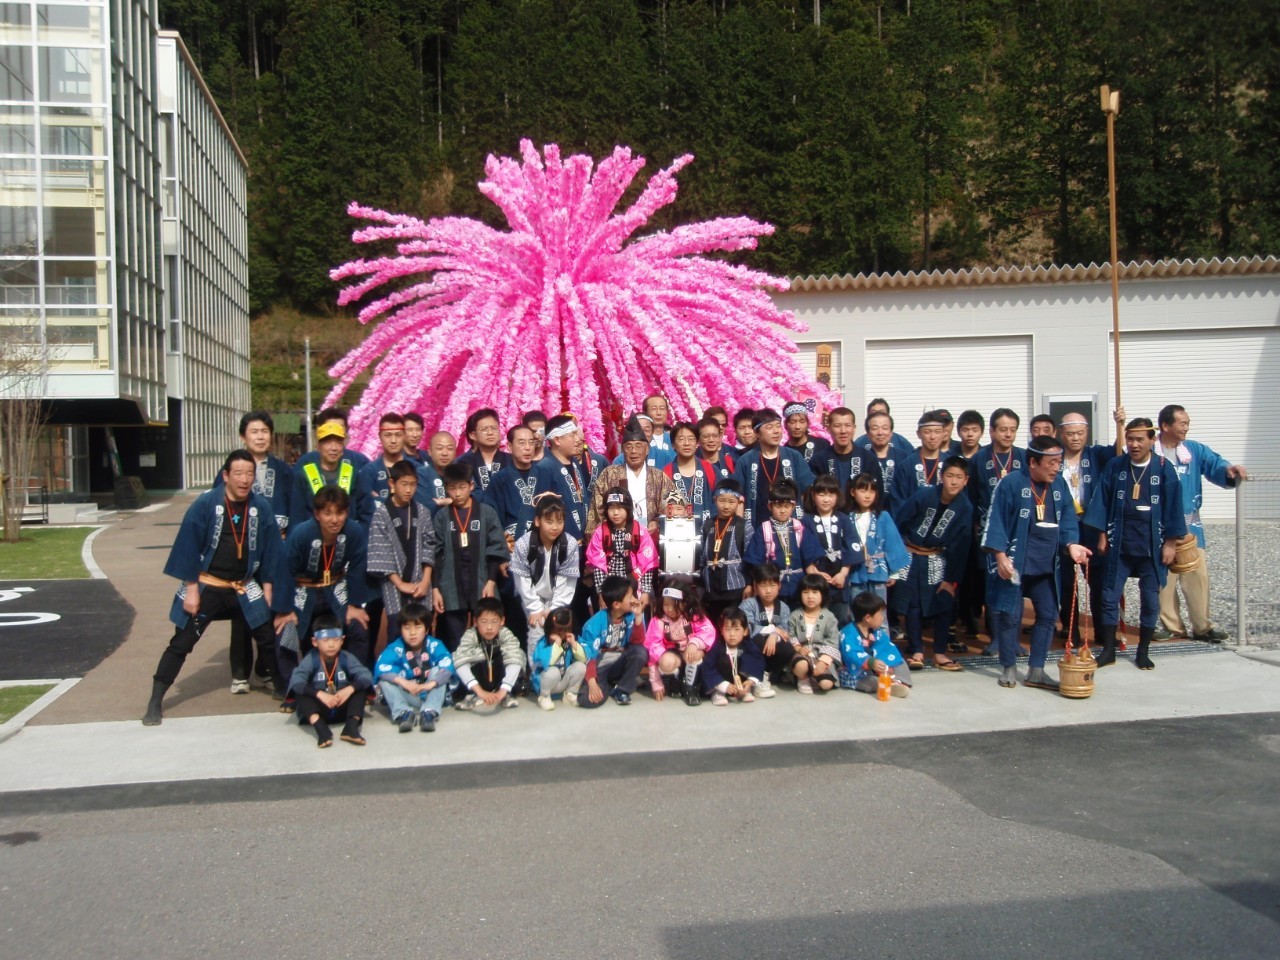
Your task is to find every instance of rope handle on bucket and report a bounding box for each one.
[1064,559,1094,663]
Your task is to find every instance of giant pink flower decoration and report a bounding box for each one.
[327,140,835,454]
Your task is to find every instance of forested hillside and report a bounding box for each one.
[160,0,1280,316]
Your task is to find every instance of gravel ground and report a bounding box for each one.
[1129,521,1280,646]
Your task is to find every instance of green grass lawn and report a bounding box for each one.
[0,684,55,723]
[0,527,95,579]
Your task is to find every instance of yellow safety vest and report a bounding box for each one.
[303,460,354,494]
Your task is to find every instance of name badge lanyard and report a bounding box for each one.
[453,503,473,548]
[323,654,339,694]
[320,540,336,587]
[1130,461,1151,501]
[226,495,248,560]
[1032,482,1049,522]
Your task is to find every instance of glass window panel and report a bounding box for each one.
[42,154,93,182]
[45,257,102,305]
[0,204,36,254]
[38,46,99,103]
[0,257,37,304]
[42,204,94,255]
[38,5,93,35]
[0,105,33,151]
[41,120,92,154]
[0,5,32,27]
[0,44,34,100]
[0,154,34,173]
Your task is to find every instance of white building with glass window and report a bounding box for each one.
[0,0,248,502]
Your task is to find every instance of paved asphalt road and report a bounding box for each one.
[0,712,1275,960]
[0,579,133,680]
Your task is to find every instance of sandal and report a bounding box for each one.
[933,658,964,672]
[946,641,969,654]
[906,656,925,671]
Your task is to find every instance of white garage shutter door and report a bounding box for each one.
[794,341,843,390]
[865,336,1035,442]
[1109,328,1279,520]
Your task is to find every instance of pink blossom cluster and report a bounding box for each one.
[327,140,836,454]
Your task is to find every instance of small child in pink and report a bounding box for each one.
[644,576,716,706]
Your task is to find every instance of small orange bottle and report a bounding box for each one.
[877,668,893,701]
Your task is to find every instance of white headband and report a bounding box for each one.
[1058,415,1089,427]
[545,422,578,441]
[662,587,684,600]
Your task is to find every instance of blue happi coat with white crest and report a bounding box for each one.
[1083,455,1186,590]
[980,471,1080,617]
[164,489,281,629]
[275,518,369,650]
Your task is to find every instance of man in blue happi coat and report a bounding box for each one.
[212,411,292,694]
[812,406,884,497]
[735,408,815,527]
[1083,418,1187,669]
[288,418,366,529]
[1055,410,1122,640]
[143,451,286,725]
[981,436,1092,690]
[1154,404,1247,642]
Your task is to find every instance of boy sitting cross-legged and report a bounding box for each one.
[373,601,455,732]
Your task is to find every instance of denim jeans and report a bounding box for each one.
[991,572,1057,668]
[379,668,450,720]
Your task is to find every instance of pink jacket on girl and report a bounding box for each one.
[644,614,716,665]
[585,521,660,577]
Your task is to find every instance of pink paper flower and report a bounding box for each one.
[326,141,836,454]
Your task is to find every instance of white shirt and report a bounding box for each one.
[626,465,648,526]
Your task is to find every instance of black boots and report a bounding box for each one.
[1096,623,1117,668]
[1135,627,1156,670]
[141,680,168,726]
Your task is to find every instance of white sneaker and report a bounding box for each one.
[538,694,555,711]
[741,690,755,703]
[454,694,479,711]
[710,692,729,706]
[503,695,520,709]
[754,678,776,699]
[797,679,814,695]
[562,688,580,706]
[230,679,250,695]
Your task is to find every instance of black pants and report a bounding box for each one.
[957,536,986,628]
[295,691,366,725]
[276,616,371,694]
[577,646,647,707]
[704,590,745,629]
[436,609,472,653]
[155,587,280,689]
[469,649,508,693]
[762,638,801,679]
[229,617,274,682]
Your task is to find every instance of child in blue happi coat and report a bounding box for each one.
[373,602,455,733]
[800,473,859,625]
[744,479,807,603]
[846,472,910,602]
[288,612,374,747]
[531,607,588,710]
[840,591,910,697]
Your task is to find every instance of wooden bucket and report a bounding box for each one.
[1057,642,1096,699]
[1168,534,1202,575]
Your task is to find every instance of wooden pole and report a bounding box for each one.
[1101,85,1122,416]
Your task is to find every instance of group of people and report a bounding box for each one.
[141,393,1246,747]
